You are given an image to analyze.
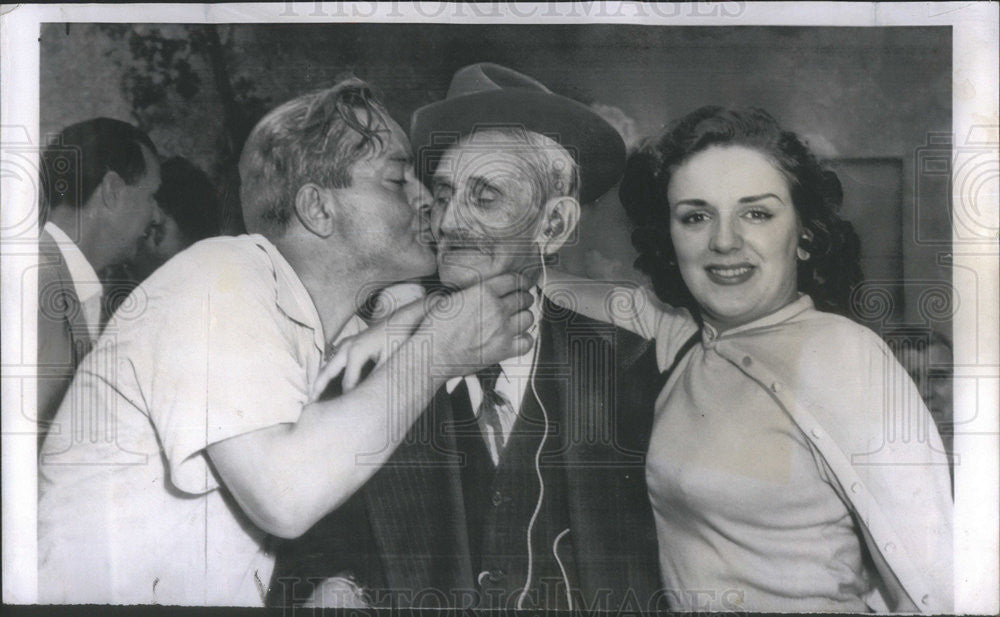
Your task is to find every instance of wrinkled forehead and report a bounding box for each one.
[434,130,563,183]
[437,145,528,182]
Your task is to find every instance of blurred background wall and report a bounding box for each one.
[40,23,952,333]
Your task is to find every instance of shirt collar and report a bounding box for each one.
[702,294,815,344]
[250,234,327,353]
[446,286,543,393]
[43,220,102,305]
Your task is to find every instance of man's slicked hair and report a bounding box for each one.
[239,78,389,237]
[40,117,157,221]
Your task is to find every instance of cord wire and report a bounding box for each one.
[515,246,550,610]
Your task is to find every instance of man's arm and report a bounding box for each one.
[543,268,650,336]
[207,274,533,539]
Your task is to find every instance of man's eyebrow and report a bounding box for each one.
[738,193,785,204]
[385,151,412,165]
[469,175,502,196]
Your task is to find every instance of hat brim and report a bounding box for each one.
[410,89,626,204]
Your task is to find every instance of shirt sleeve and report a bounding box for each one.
[641,288,700,372]
[777,322,954,612]
[848,335,954,611]
[130,262,310,496]
[543,279,699,372]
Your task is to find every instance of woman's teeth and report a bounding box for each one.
[708,265,752,277]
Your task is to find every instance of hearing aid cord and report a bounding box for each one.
[515,237,573,611]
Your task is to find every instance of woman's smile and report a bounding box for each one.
[704,262,756,284]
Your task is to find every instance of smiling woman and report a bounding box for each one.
[666,144,802,330]
[617,107,952,612]
[548,106,954,612]
[623,107,864,321]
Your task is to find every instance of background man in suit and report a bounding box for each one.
[101,155,224,318]
[270,63,663,612]
[37,118,162,444]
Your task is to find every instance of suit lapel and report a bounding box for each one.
[39,229,92,347]
[363,386,475,594]
[518,307,571,461]
[549,304,660,607]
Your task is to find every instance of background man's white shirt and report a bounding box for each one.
[43,220,102,340]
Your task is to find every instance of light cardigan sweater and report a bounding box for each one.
[575,289,954,612]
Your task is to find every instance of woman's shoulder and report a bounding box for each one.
[723,305,899,408]
[785,308,893,363]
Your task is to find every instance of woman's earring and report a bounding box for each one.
[797,232,811,261]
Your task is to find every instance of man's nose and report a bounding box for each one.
[431,197,463,239]
[405,177,432,213]
[709,217,743,253]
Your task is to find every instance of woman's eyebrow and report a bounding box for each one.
[738,192,785,204]
[672,199,708,208]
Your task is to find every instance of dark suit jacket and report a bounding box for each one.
[270,302,664,610]
[37,229,94,446]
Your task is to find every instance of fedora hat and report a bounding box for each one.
[410,63,626,204]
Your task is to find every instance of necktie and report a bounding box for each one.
[476,364,512,463]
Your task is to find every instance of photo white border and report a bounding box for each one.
[2,2,997,610]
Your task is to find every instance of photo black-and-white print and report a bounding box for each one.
[1,2,997,614]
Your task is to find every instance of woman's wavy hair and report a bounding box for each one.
[620,106,862,318]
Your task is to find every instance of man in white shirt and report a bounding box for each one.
[37,118,163,444]
[37,78,533,605]
[270,64,663,612]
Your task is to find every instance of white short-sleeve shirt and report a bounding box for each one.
[38,234,361,606]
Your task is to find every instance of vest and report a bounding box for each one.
[450,380,577,610]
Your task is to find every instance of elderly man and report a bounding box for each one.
[37,79,532,606]
[37,118,162,443]
[270,64,663,611]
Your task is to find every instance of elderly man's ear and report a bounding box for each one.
[537,196,580,255]
[294,183,338,237]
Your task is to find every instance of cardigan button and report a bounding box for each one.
[741,356,753,367]
[491,490,504,506]
[884,542,896,553]
[810,428,821,440]
[770,381,782,393]
[921,594,930,605]
[850,482,861,493]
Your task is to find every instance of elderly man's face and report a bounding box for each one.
[430,135,546,289]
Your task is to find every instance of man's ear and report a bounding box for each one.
[294,183,337,237]
[98,170,126,210]
[537,196,580,255]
